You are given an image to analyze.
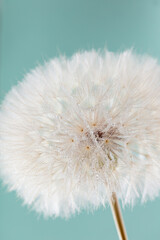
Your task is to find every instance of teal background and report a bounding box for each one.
[0,0,160,239]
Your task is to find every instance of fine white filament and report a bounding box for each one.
[1,50,160,218]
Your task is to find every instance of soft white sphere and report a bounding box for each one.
[1,50,160,217]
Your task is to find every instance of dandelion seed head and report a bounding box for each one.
[1,50,160,217]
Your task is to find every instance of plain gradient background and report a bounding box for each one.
[0,0,160,239]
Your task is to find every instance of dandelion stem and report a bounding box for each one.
[110,192,128,240]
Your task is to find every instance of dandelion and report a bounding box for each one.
[1,50,160,239]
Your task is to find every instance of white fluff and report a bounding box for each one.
[1,50,160,218]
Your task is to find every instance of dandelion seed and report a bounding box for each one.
[1,49,160,239]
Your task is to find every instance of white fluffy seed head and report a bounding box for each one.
[1,49,160,217]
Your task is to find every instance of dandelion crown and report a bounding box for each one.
[0,50,160,220]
